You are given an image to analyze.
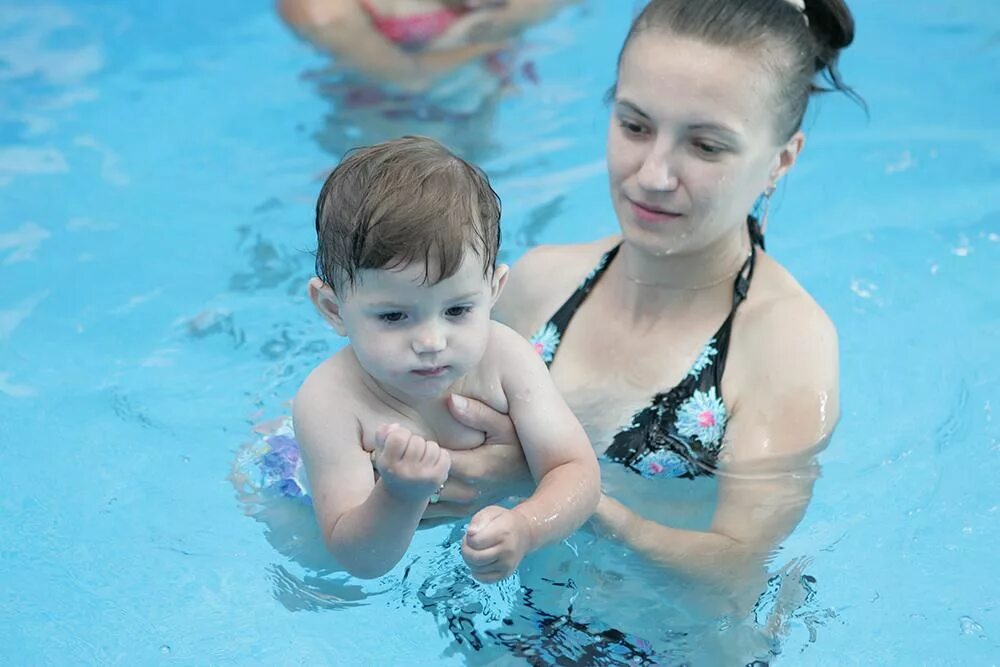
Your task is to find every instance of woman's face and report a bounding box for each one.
[607,30,801,256]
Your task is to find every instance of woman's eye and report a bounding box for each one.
[378,312,406,323]
[693,141,726,156]
[445,305,472,318]
[618,119,647,136]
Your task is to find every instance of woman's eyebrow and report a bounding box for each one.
[614,99,649,118]
[617,101,740,138]
[688,122,740,138]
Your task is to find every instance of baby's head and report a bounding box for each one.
[309,136,507,399]
[314,136,502,294]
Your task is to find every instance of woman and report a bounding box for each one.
[432,0,857,598]
[277,0,573,91]
[278,0,575,159]
[239,0,858,658]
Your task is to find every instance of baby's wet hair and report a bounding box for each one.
[314,136,502,292]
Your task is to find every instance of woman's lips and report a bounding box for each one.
[628,199,683,223]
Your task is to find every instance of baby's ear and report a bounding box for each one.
[308,277,347,336]
[489,264,510,306]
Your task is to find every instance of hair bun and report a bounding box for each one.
[803,0,855,55]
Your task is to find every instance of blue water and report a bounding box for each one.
[2,0,998,664]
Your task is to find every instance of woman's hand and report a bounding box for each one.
[421,394,534,519]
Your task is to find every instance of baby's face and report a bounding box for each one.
[336,252,499,402]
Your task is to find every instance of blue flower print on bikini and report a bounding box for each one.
[635,448,694,478]
[674,387,727,446]
[687,339,718,378]
[529,322,561,363]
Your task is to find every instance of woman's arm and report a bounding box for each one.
[591,296,839,583]
[278,0,505,91]
[592,453,821,585]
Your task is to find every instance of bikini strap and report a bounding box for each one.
[537,244,621,365]
[733,215,764,307]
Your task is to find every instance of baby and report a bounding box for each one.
[293,136,599,583]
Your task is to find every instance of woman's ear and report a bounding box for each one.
[308,277,347,336]
[770,130,806,186]
[489,264,510,307]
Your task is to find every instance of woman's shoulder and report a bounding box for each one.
[511,236,619,283]
[728,252,839,415]
[720,253,841,458]
[742,253,836,338]
[494,236,620,336]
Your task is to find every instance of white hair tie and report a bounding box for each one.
[785,0,809,25]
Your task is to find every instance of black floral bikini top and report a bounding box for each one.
[528,217,764,479]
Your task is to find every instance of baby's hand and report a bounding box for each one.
[374,424,451,503]
[461,505,532,583]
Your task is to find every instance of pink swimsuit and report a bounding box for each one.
[360,0,468,50]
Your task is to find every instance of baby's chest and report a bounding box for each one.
[422,412,488,450]
[358,406,487,453]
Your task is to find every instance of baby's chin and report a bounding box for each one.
[385,368,465,400]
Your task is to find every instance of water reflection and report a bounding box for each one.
[494,470,830,663]
[231,415,833,664]
[308,57,509,162]
[280,0,581,161]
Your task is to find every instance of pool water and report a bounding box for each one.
[1,0,998,664]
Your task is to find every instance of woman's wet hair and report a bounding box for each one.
[615,0,865,140]
[314,136,502,293]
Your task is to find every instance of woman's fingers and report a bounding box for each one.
[446,448,486,482]
[419,477,482,519]
[448,394,518,444]
[421,501,474,519]
[439,476,480,504]
[449,445,530,492]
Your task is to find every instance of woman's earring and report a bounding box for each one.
[758,184,776,234]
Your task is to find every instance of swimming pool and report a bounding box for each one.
[2,0,997,664]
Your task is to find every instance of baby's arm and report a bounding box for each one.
[294,367,450,579]
[461,324,600,582]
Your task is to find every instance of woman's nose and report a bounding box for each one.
[636,143,680,192]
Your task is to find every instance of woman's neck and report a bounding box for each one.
[610,224,752,320]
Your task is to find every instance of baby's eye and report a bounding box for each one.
[378,312,407,323]
[445,305,473,318]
